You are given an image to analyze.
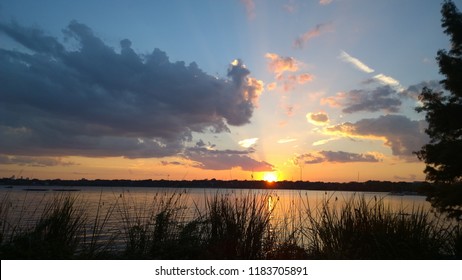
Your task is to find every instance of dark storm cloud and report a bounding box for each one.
[0,20,263,158]
[185,147,274,172]
[400,80,442,99]
[342,86,402,113]
[322,82,443,114]
[294,150,380,165]
[322,86,402,113]
[326,114,429,160]
[319,150,380,163]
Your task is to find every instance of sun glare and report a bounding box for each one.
[263,172,278,183]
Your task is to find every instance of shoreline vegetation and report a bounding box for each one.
[0,178,431,194]
[0,188,461,260]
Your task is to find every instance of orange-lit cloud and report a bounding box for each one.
[265,53,300,74]
[267,82,277,91]
[244,76,265,106]
[297,73,314,84]
[321,92,344,108]
[265,53,313,92]
[281,74,314,91]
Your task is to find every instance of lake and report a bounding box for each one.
[0,185,432,247]
[0,184,431,216]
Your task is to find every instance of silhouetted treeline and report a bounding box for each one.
[0,177,431,194]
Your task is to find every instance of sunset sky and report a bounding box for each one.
[0,0,455,182]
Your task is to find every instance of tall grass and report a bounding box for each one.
[118,190,191,259]
[0,193,11,245]
[201,193,274,259]
[118,191,276,259]
[0,190,460,259]
[0,194,86,259]
[302,194,457,259]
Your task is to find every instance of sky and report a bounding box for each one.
[0,0,457,182]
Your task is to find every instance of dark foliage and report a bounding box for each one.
[0,196,86,259]
[416,1,462,183]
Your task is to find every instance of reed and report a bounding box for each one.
[118,190,191,259]
[302,194,457,259]
[265,195,308,259]
[0,194,87,259]
[0,190,460,259]
[0,193,11,245]
[200,192,274,259]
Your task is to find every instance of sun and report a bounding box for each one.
[263,172,278,183]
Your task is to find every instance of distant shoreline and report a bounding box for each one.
[0,177,430,195]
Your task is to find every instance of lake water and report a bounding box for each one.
[0,185,432,249]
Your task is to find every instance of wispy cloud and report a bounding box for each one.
[373,74,403,90]
[339,50,375,73]
[283,2,296,13]
[338,50,403,91]
[240,0,256,20]
[319,0,333,5]
[277,138,297,144]
[312,137,339,146]
[294,22,333,49]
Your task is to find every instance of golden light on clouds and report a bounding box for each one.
[231,59,240,66]
[238,138,259,148]
[306,112,330,126]
[265,53,300,74]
